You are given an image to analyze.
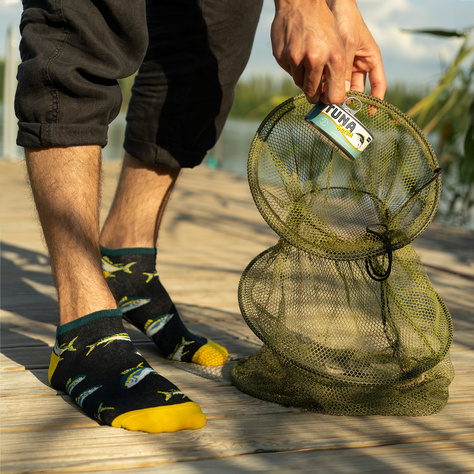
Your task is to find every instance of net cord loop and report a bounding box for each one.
[365,224,393,281]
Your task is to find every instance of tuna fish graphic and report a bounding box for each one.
[65,375,86,395]
[355,133,365,149]
[75,385,102,408]
[120,362,156,389]
[156,389,186,402]
[85,333,131,356]
[53,336,78,357]
[143,271,159,283]
[118,296,151,314]
[144,314,174,338]
[95,403,114,422]
[168,337,194,361]
[101,256,136,279]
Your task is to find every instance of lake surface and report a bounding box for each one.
[102,113,259,177]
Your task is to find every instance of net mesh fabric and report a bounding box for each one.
[248,93,442,260]
[231,92,454,416]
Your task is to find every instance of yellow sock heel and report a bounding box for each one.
[191,340,228,366]
[48,350,61,384]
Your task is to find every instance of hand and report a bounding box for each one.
[271,0,346,104]
[327,0,386,100]
[271,0,386,103]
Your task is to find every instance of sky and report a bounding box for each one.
[0,0,473,89]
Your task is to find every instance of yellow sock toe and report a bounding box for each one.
[111,401,206,433]
[191,340,228,366]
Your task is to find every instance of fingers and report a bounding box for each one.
[302,59,326,103]
[290,63,305,90]
[285,49,346,104]
[350,70,367,94]
[275,51,346,105]
[319,50,346,104]
[367,60,386,101]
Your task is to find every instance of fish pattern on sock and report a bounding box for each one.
[48,310,206,433]
[101,247,228,366]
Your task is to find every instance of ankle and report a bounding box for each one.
[99,230,155,250]
[57,279,117,325]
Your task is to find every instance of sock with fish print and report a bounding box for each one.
[49,309,206,433]
[100,246,228,366]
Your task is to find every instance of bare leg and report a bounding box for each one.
[25,146,117,325]
[26,146,206,432]
[100,152,180,249]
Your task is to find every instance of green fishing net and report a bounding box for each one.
[231,92,454,416]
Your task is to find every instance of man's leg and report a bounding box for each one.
[24,146,206,433]
[100,152,179,249]
[17,0,207,432]
[100,153,228,366]
[26,146,116,325]
[97,0,264,367]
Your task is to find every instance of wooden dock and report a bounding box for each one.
[1,159,473,473]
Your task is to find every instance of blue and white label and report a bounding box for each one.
[305,102,373,161]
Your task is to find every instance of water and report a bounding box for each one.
[206,118,260,176]
[102,113,258,177]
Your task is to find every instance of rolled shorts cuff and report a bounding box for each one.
[124,137,206,169]
[17,122,109,148]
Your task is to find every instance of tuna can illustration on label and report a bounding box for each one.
[305,96,373,161]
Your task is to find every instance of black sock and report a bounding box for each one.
[101,247,228,366]
[49,310,206,432]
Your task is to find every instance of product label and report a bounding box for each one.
[305,102,373,160]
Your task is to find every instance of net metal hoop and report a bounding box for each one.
[247,92,442,261]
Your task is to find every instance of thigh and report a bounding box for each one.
[16,0,147,148]
[124,0,264,169]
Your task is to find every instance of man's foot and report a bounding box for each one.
[100,247,228,366]
[49,310,206,433]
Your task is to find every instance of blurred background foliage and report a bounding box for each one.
[404,28,473,227]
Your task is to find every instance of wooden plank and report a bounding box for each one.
[2,160,474,474]
[1,405,473,473]
[414,222,474,278]
[2,388,471,432]
[0,386,299,430]
[119,440,474,474]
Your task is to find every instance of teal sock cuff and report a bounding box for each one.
[100,245,157,257]
[57,309,123,336]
